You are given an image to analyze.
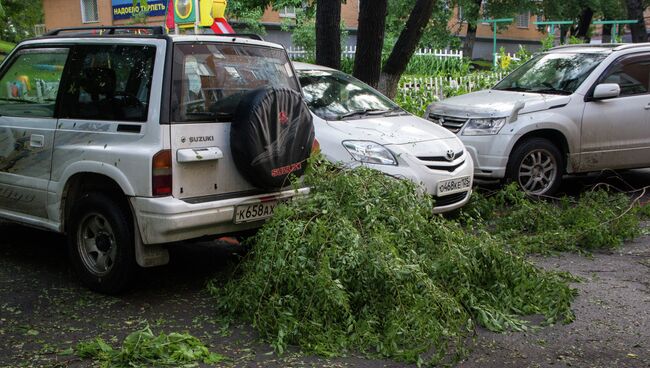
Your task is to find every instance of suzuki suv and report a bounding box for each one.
[426,43,650,196]
[0,27,314,293]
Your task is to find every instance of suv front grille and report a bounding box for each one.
[428,114,468,133]
[433,191,469,207]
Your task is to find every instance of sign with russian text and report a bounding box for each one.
[112,0,167,20]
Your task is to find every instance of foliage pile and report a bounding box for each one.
[460,184,644,254]
[211,160,576,365]
[76,325,226,368]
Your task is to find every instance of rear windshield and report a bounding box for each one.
[171,43,299,123]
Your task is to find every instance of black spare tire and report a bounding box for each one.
[230,87,315,189]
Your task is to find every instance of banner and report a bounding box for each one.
[112,0,167,20]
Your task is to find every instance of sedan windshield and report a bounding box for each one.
[493,52,607,95]
[298,69,400,120]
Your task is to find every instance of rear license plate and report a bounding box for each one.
[437,176,471,196]
[234,200,284,224]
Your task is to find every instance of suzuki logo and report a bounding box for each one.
[446,149,455,161]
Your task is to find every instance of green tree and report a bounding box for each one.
[0,0,43,43]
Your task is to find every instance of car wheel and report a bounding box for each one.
[68,192,136,294]
[507,138,563,196]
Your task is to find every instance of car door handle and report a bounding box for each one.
[176,147,223,163]
[645,103,650,110]
[30,134,45,148]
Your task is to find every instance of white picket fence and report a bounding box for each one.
[493,52,521,67]
[286,45,463,60]
[398,72,505,101]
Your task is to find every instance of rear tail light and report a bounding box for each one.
[152,150,172,196]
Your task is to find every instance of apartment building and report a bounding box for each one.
[42,0,601,59]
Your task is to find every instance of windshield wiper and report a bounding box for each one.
[337,108,392,120]
[530,87,572,95]
[496,86,530,92]
[186,111,232,121]
[0,97,39,104]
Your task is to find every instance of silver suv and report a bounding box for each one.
[0,26,313,293]
[426,43,650,195]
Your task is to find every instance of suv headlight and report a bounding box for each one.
[462,118,506,136]
[342,140,397,165]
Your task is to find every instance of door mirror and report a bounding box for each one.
[592,83,621,100]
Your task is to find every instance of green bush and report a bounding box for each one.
[211,159,576,365]
[404,55,471,76]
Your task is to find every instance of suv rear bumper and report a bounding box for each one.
[131,187,309,244]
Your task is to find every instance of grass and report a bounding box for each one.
[0,40,15,54]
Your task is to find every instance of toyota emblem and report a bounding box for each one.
[446,149,455,161]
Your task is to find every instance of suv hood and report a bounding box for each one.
[428,89,571,118]
[325,115,458,145]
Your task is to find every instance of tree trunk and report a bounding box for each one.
[315,0,341,69]
[625,0,648,43]
[462,23,478,60]
[574,7,593,42]
[601,23,612,43]
[352,0,388,88]
[378,0,436,98]
[461,0,482,60]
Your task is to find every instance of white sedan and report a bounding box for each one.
[294,62,474,213]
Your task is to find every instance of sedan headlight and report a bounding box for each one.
[462,118,506,136]
[342,140,397,165]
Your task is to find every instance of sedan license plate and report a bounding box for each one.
[437,176,471,196]
[234,200,284,224]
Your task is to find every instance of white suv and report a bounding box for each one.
[426,43,650,195]
[0,26,314,293]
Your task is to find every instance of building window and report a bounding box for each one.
[516,12,530,28]
[80,0,99,23]
[279,6,297,18]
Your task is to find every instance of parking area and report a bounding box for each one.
[1,170,650,368]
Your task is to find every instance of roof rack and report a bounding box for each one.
[549,43,621,50]
[227,33,264,41]
[613,42,650,50]
[44,26,165,36]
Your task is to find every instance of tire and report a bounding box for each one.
[67,192,136,294]
[230,87,314,190]
[506,138,563,196]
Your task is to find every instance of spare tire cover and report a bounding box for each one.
[230,87,315,189]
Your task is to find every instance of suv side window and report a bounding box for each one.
[601,55,650,97]
[0,48,69,118]
[59,44,155,122]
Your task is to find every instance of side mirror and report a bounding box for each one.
[592,83,620,100]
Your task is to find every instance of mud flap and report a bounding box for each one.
[133,217,169,267]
